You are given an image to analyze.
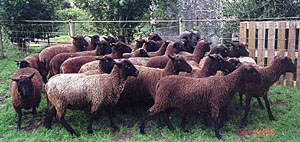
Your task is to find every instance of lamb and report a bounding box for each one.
[240,56,296,127]
[86,35,100,51]
[139,64,263,140]
[60,42,132,73]
[48,40,111,78]
[117,55,192,110]
[9,67,43,129]
[145,41,184,69]
[39,34,89,83]
[148,33,163,41]
[123,48,149,59]
[44,60,139,136]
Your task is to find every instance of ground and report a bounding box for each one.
[0,42,299,142]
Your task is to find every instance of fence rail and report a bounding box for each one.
[240,21,300,87]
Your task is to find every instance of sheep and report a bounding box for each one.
[117,55,192,111]
[178,40,212,63]
[227,42,249,57]
[123,48,149,59]
[143,40,165,52]
[86,35,100,51]
[128,39,146,51]
[44,60,139,136]
[81,56,116,75]
[240,56,296,127]
[180,31,201,53]
[148,33,163,41]
[145,41,184,69]
[9,67,43,130]
[209,44,231,58]
[15,53,45,80]
[39,34,89,83]
[60,42,132,73]
[139,64,263,140]
[146,41,170,57]
[48,40,112,78]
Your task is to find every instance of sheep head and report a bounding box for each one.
[210,44,230,58]
[135,39,146,49]
[11,73,35,97]
[115,60,139,79]
[143,40,160,52]
[15,60,30,69]
[168,55,192,74]
[274,56,296,73]
[148,33,162,41]
[88,35,100,49]
[71,34,89,51]
[96,56,116,74]
[112,42,132,55]
[95,40,112,55]
[228,42,249,57]
[137,49,149,57]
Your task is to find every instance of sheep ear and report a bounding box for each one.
[10,78,20,82]
[28,73,35,80]
[96,58,104,61]
[168,55,175,61]
[88,35,92,38]
[208,54,214,59]
[206,42,212,45]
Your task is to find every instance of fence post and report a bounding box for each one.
[68,20,75,37]
[179,18,185,35]
[0,27,4,59]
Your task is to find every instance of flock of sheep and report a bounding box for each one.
[9,31,296,139]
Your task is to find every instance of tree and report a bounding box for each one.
[0,0,62,51]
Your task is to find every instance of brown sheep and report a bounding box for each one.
[48,40,111,78]
[9,68,43,129]
[240,56,296,127]
[178,40,212,63]
[146,40,170,57]
[128,39,146,51]
[148,33,163,41]
[60,42,132,74]
[44,60,139,136]
[139,64,263,139]
[81,56,116,75]
[39,34,89,83]
[86,35,100,51]
[123,48,149,59]
[16,53,44,79]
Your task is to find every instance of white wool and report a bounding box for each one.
[238,57,257,64]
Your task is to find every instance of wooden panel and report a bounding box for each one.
[267,22,275,65]
[277,22,286,85]
[257,22,265,66]
[297,22,300,87]
[248,22,256,58]
[287,22,296,86]
[240,22,247,43]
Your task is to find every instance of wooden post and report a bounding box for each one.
[277,22,286,85]
[257,22,265,66]
[239,22,247,43]
[248,22,256,58]
[267,22,275,66]
[68,20,75,37]
[287,22,296,86]
[179,18,185,35]
[296,22,300,87]
[0,27,3,59]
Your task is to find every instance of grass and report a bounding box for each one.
[0,44,300,142]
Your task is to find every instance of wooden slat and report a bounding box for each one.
[240,22,247,43]
[297,22,300,87]
[248,22,256,58]
[257,22,265,66]
[277,22,286,85]
[267,22,275,65]
[287,22,296,86]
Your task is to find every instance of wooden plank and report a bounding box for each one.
[297,22,300,87]
[277,22,286,85]
[287,22,296,86]
[267,22,275,65]
[240,22,247,43]
[257,22,265,66]
[248,22,256,58]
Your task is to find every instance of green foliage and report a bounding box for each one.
[56,8,86,21]
[0,0,62,50]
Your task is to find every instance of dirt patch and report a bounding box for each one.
[273,100,286,107]
[235,128,276,138]
[23,111,44,133]
[114,130,134,142]
[0,93,9,106]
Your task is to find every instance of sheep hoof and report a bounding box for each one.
[183,129,190,133]
[112,126,119,132]
[140,129,145,134]
[72,132,80,137]
[87,129,93,134]
[216,133,222,140]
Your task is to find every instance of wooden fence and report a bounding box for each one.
[240,21,300,87]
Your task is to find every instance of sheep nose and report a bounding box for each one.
[134,70,139,77]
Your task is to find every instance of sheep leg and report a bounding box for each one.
[87,112,97,134]
[155,112,165,130]
[59,117,79,137]
[256,97,265,110]
[241,96,252,127]
[140,109,159,134]
[32,107,37,117]
[162,110,175,131]
[219,108,229,129]
[263,95,275,121]
[105,107,119,132]
[213,118,222,140]
[16,109,22,130]
[203,112,211,126]
[180,113,189,132]
[44,106,55,129]
[239,91,243,107]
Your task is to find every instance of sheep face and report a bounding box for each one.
[148,33,162,41]
[136,39,146,49]
[138,49,149,57]
[202,42,212,53]
[11,73,35,97]
[117,60,139,78]
[144,40,160,52]
[72,36,89,51]
[229,42,249,57]
[173,42,184,54]
[210,44,230,58]
[113,42,132,54]
[242,65,263,85]
[96,41,112,55]
[97,57,116,74]
[228,58,242,72]
[88,35,100,48]
[169,55,192,73]
[117,35,127,43]
[104,36,118,44]
[278,56,297,73]
[208,54,234,74]
[16,60,30,69]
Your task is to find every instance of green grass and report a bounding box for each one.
[0,44,300,142]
